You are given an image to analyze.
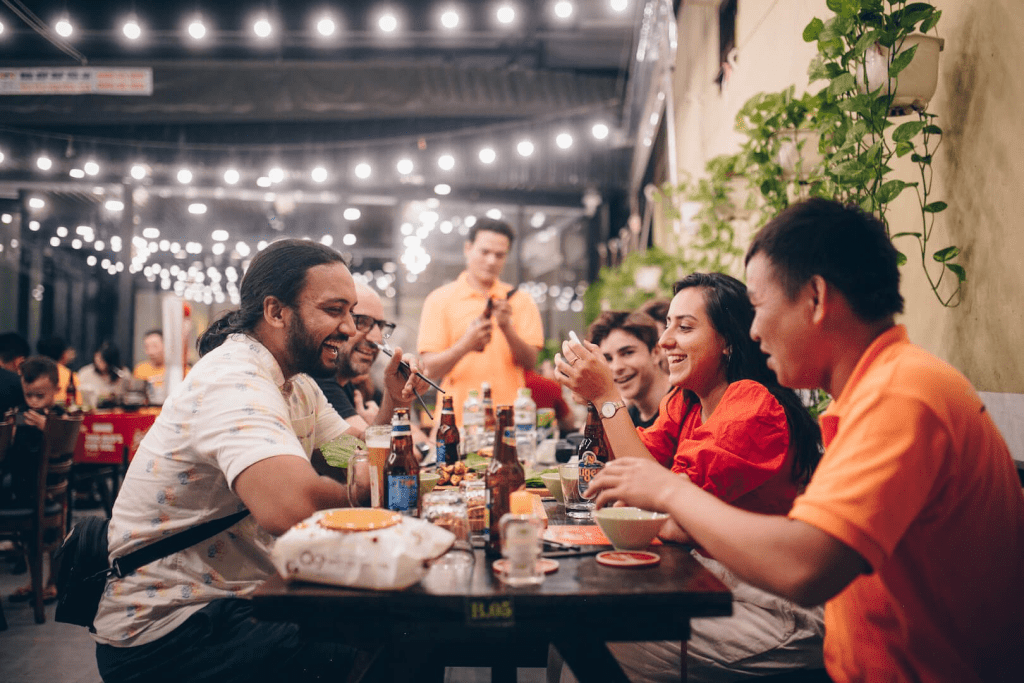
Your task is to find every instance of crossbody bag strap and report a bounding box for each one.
[110,509,251,578]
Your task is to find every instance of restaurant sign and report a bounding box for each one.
[0,67,153,95]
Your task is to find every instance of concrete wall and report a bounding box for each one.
[664,0,1024,395]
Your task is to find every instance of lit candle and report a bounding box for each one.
[510,490,534,515]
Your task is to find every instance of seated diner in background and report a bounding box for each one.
[77,341,130,409]
[555,272,825,682]
[586,310,669,429]
[586,198,1024,682]
[91,238,427,683]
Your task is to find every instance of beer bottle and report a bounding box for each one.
[481,382,496,448]
[436,395,461,466]
[485,406,526,555]
[577,403,611,499]
[461,389,482,456]
[65,371,78,411]
[385,408,420,516]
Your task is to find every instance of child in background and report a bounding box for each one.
[3,356,63,602]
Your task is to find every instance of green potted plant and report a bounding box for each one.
[803,0,962,306]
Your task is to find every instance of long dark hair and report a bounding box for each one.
[673,272,822,485]
[93,341,123,380]
[197,239,346,356]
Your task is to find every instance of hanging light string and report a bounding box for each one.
[1,0,88,64]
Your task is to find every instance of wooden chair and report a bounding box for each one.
[0,413,82,623]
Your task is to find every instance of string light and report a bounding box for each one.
[556,132,574,149]
[478,147,496,164]
[224,169,240,184]
[253,18,273,38]
[130,164,147,179]
[37,156,53,171]
[438,154,455,171]
[354,162,372,179]
[188,18,207,40]
[177,168,193,184]
[440,10,460,29]
[55,18,74,38]
[496,5,516,24]
[517,140,535,157]
[316,16,336,37]
[553,2,574,20]
[123,19,142,40]
[378,13,398,33]
[592,123,610,140]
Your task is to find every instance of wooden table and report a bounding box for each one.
[251,504,732,682]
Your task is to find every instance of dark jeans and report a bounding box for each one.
[95,598,358,683]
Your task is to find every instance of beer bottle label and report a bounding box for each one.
[577,450,603,498]
[503,427,516,447]
[436,441,446,466]
[387,475,418,514]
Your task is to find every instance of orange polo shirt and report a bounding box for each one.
[790,325,1024,682]
[418,272,544,423]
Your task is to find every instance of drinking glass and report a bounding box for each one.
[421,489,471,549]
[346,450,372,508]
[364,425,391,509]
[498,514,545,586]
[558,463,593,519]
[460,479,487,535]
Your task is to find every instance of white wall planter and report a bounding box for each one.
[858,34,945,116]
[776,128,824,181]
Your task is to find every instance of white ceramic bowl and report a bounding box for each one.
[540,472,564,503]
[594,507,669,550]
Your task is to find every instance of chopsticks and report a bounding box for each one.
[373,342,444,422]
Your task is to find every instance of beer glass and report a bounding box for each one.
[558,463,593,519]
[364,425,391,509]
[422,490,471,549]
[346,450,372,508]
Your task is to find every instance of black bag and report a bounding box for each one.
[53,516,113,628]
[54,510,250,629]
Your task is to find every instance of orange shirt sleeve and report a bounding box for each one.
[790,391,949,571]
[417,287,451,355]
[672,381,791,504]
[637,388,688,468]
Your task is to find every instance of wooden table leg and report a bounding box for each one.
[552,639,630,683]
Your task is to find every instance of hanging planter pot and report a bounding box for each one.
[857,34,945,116]
[775,128,824,181]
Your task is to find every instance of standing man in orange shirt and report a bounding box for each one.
[418,218,544,423]
[587,198,1024,682]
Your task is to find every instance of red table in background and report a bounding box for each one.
[73,409,159,465]
[71,409,159,519]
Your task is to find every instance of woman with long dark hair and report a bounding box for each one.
[554,272,824,682]
[78,341,129,407]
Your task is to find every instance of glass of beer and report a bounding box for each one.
[346,450,372,507]
[364,425,391,509]
[558,463,592,519]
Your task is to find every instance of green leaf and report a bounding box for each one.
[828,72,857,97]
[891,232,922,239]
[826,0,844,13]
[910,153,932,164]
[895,141,915,157]
[803,17,825,42]
[932,246,961,262]
[945,263,966,282]
[853,30,881,57]
[921,9,943,33]
[877,179,908,203]
[892,120,926,142]
[889,44,919,78]
[896,251,907,266]
[923,201,948,213]
[923,124,942,135]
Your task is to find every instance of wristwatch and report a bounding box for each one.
[600,400,626,419]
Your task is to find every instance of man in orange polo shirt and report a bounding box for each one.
[418,218,544,423]
[587,199,1024,682]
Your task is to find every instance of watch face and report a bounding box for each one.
[602,402,617,418]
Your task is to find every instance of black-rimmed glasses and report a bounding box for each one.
[352,314,396,339]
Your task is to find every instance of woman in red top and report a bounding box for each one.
[554,272,824,682]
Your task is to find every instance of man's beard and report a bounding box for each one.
[287,309,345,376]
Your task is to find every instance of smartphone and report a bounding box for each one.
[483,297,494,319]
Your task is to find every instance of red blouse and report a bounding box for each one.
[636,380,799,515]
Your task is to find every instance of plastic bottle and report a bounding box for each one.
[513,387,537,466]
[461,389,482,456]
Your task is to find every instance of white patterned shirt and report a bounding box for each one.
[92,334,348,646]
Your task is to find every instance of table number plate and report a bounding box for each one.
[466,597,515,626]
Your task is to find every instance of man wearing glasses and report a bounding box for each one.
[315,281,394,439]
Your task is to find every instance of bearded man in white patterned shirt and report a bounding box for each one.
[92,239,426,683]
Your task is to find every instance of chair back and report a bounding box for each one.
[0,419,13,467]
[30,414,83,538]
